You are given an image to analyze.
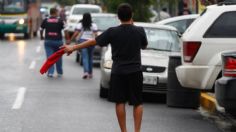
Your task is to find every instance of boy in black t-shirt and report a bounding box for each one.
[62,3,148,132]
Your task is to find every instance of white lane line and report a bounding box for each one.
[29,60,36,70]
[12,87,26,110]
[36,46,41,53]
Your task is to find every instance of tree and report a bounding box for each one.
[102,0,155,22]
[56,0,77,6]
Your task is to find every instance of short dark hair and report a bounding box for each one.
[117,3,133,22]
[50,8,58,15]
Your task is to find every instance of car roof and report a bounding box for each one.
[156,14,199,25]
[72,4,101,9]
[91,13,117,17]
[134,22,178,32]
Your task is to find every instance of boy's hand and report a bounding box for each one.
[60,45,75,56]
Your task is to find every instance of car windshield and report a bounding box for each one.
[72,7,100,15]
[144,28,180,52]
[0,0,26,14]
[93,16,119,31]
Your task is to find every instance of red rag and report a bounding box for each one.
[40,49,65,74]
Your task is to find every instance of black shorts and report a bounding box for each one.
[108,71,143,106]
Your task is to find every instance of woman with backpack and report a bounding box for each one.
[69,13,98,79]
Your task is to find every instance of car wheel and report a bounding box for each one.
[0,33,4,39]
[24,33,30,39]
[79,55,83,66]
[99,85,108,98]
[33,31,37,37]
[76,53,80,63]
[225,108,236,117]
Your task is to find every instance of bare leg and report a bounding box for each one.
[133,105,143,132]
[116,103,127,132]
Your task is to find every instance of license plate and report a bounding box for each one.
[143,76,158,85]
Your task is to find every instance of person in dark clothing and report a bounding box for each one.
[62,3,147,132]
[40,8,68,78]
[59,5,66,22]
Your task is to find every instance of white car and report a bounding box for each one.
[66,4,102,33]
[176,2,236,90]
[99,22,180,97]
[156,14,199,34]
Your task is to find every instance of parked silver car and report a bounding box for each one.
[99,22,181,98]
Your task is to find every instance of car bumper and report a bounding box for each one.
[100,68,167,94]
[215,77,236,109]
[176,65,221,90]
[0,24,27,33]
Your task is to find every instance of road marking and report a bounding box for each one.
[29,60,36,70]
[36,46,41,53]
[12,87,26,110]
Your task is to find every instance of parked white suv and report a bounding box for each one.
[176,2,236,90]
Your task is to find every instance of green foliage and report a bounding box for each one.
[102,0,155,22]
[56,0,77,6]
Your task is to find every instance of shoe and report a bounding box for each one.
[47,74,53,78]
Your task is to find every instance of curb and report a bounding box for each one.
[200,92,217,113]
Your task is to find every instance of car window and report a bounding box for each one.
[166,19,195,34]
[93,16,119,31]
[166,20,186,34]
[204,11,236,38]
[144,28,180,52]
[72,7,101,15]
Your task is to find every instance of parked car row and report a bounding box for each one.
[66,2,236,114]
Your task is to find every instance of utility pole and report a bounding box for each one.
[157,0,161,21]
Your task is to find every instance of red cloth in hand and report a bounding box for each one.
[40,48,65,74]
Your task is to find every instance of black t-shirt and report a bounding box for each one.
[41,17,64,40]
[96,24,148,74]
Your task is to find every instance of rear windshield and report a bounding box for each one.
[72,7,100,15]
[145,28,180,52]
[93,16,119,31]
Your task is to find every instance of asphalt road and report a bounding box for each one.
[0,35,224,132]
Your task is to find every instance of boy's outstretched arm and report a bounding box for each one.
[60,39,97,55]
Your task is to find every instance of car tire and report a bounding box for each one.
[79,55,83,66]
[225,108,236,117]
[76,53,80,63]
[24,33,29,39]
[99,85,108,98]
[0,33,4,39]
[33,31,37,37]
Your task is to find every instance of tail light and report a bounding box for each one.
[223,56,236,77]
[183,41,201,62]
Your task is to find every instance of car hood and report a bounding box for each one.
[141,50,180,67]
[68,15,83,22]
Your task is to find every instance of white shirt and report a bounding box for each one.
[75,23,98,40]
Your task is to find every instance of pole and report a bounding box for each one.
[157,0,161,21]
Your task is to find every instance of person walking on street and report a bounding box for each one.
[69,13,98,79]
[59,5,66,22]
[40,8,68,78]
[62,3,147,132]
